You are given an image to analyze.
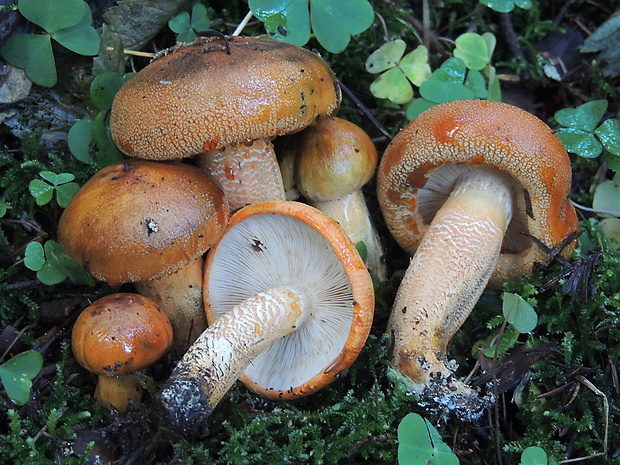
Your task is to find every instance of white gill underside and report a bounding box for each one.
[206,213,354,390]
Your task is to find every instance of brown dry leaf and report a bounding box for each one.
[102,0,193,51]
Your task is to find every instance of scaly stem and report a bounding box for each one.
[159,287,304,434]
[387,168,513,419]
[196,139,286,211]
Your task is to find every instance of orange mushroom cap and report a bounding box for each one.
[57,159,229,286]
[292,117,378,201]
[378,100,579,285]
[72,293,173,376]
[110,36,342,160]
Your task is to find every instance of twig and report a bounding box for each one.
[339,81,392,140]
[571,200,620,217]
[232,10,253,36]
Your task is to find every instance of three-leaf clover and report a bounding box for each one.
[24,240,95,286]
[0,0,100,87]
[169,3,211,43]
[555,100,620,159]
[398,413,459,465]
[249,0,374,53]
[0,350,43,405]
[405,32,501,119]
[366,40,431,104]
[29,171,79,208]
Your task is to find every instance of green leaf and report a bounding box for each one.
[24,241,45,271]
[40,241,69,285]
[596,218,620,247]
[310,0,374,53]
[92,110,125,168]
[190,3,210,33]
[479,0,531,13]
[29,179,53,205]
[453,33,490,70]
[365,40,406,74]
[482,325,520,358]
[0,350,43,405]
[406,98,437,120]
[502,292,537,334]
[369,67,413,104]
[592,177,620,217]
[52,6,100,56]
[464,69,488,99]
[90,72,129,111]
[580,10,620,78]
[399,45,432,86]
[250,0,311,47]
[0,200,7,217]
[419,79,475,103]
[55,183,80,208]
[431,57,467,83]
[556,128,602,158]
[68,118,95,164]
[0,34,57,87]
[18,0,86,32]
[595,118,620,156]
[169,10,191,33]
[520,446,548,465]
[554,100,607,131]
[398,413,459,465]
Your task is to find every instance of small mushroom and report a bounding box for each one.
[284,117,386,281]
[377,100,579,419]
[71,293,173,411]
[110,36,342,211]
[159,200,374,434]
[58,160,229,356]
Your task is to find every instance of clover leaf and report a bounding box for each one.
[398,413,459,465]
[24,240,95,286]
[0,0,100,87]
[592,172,620,218]
[555,100,620,159]
[249,0,374,53]
[169,3,211,44]
[29,171,79,208]
[367,40,431,104]
[0,350,43,405]
[502,292,538,334]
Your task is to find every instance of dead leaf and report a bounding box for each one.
[0,63,31,123]
[581,10,620,77]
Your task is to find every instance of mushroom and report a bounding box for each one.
[58,159,229,356]
[377,100,579,419]
[110,35,342,211]
[284,117,386,281]
[159,200,374,434]
[71,293,173,411]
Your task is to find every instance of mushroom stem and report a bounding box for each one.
[95,374,142,412]
[312,190,386,281]
[388,167,513,419]
[135,257,207,356]
[159,286,304,435]
[196,139,286,211]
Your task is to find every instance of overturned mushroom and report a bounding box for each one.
[159,201,374,434]
[377,100,579,420]
[110,36,341,211]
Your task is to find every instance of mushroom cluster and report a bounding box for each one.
[377,100,579,419]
